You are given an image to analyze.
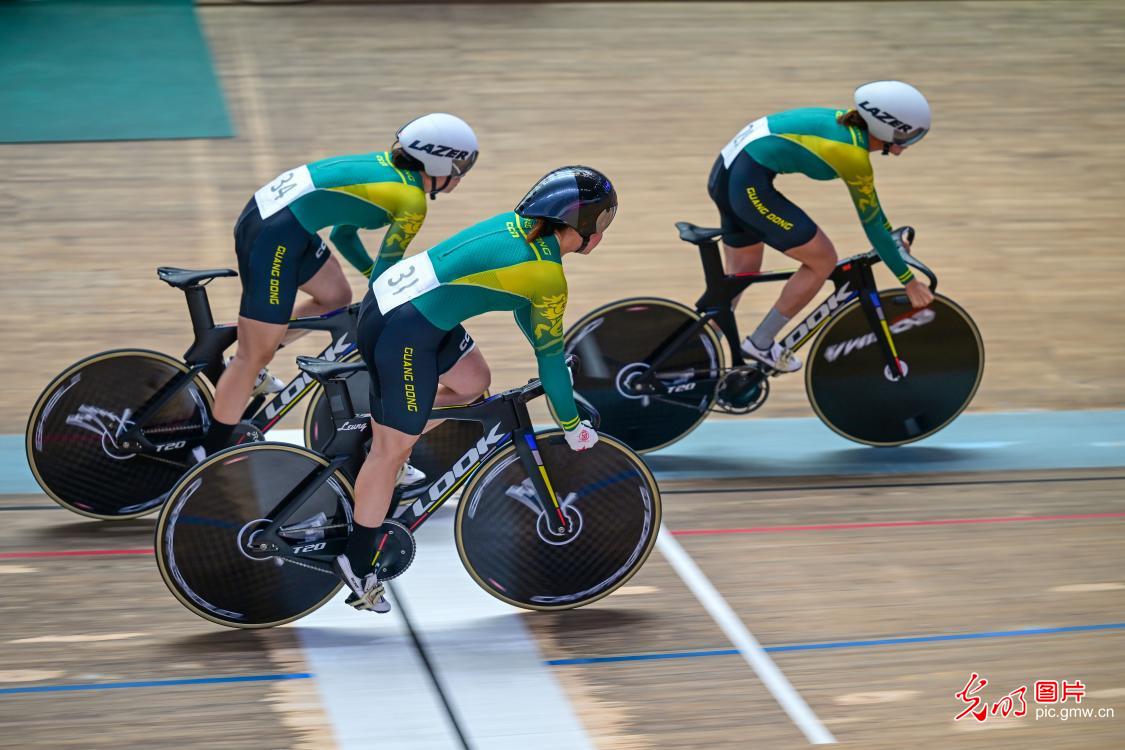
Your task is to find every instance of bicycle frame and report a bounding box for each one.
[246,361,572,573]
[636,226,936,397]
[117,273,360,454]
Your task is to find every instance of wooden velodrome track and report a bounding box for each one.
[2,2,1124,748]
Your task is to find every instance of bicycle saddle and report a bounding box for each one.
[157,267,237,288]
[296,356,366,381]
[675,222,723,246]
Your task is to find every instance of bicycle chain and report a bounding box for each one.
[272,554,337,577]
[145,422,203,435]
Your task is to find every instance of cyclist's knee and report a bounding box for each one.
[369,423,416,461]
[231,345,273,371]
[316,283,352,310]
[232,323,286,369]
[790,231,837,276]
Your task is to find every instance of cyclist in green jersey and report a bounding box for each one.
[334,166,617,612]
[198,114,479,470]
[708,80,935,373]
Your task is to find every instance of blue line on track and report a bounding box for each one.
[545,622,1125,666]
[0,672,312,695]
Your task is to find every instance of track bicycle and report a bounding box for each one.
[26,267,481,520]
[561,223,984,452]
[155,355,661,628]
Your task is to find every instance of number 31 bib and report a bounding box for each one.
[371,253,440,313]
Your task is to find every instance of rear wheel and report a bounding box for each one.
[26,349,212,519]
[562,298,724,453]
[455,431,660,610]
[155,443,349,628]
[806,291,984,445]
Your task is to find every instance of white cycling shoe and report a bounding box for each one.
[741,338,802,373]
[225,357,286,397]
[395,462,427,488]
[333,555,392,613]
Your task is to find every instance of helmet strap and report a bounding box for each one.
[429,175,452,200]
[577,235,591,254]
[881,142,892,156]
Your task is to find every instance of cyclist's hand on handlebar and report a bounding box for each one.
[905,278,934,309]
[564,420,599,452]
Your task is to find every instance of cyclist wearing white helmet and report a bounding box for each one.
[197,114,479,477]
[708,81,934,373]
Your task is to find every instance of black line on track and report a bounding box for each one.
[0,505,59,512]
[389,582,474,750]
[664,474,1125,495]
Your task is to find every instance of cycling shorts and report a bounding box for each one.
[356,289,475,435]
[234,196,331,324]
[707,153,818,251]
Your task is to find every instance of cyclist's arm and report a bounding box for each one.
[371,211,423,279]
[827,146,915,284]
[842,174,915,284]
[370,188,427,280]
[328,225,377,278]
[514,281,581,431]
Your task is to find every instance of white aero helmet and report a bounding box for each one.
[395,113,479,178]
[854,81,931,147]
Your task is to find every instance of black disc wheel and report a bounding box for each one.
[304,370,484,481]
[561,298,724,453]
[156,443,350,628]
[455,431,661,610]
[806,291,984,445]
[26,349,213,519]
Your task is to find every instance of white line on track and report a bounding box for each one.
[656,525,837,745]
[294,507,594,750]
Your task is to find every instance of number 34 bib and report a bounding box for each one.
[371,253,440,313]
[254,165,315,219]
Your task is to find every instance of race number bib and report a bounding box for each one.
[254,165,315,219]
[720,117,772,168]
[371,252,440,313]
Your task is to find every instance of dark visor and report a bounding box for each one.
[452,150,478,177]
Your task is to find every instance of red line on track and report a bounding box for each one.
[670,512,1125,536]
[0,548,152,560]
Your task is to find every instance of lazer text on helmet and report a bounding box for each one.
[856,101,916,134]
[407,141,473,160]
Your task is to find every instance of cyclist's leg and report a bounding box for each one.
[353,299,442,523]
[774,229,837,317]
[707,154,766,306]
[294,237,351,318]
[215,318,289,418]
[723,154,824,369]
[434,326,488,404]
[343,300,441,606]
[204,203,310,452]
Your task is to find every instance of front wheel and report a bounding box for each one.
[26,349,213,519]
[562,298,724,453]
[455,431,661,610]
[155,443,349,628]
[806,291,984,445]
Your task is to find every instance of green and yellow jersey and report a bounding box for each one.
[728,107,914,283]
[256,151,427,279]
[371,212,580,430]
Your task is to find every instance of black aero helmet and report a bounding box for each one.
[515,166,617,240]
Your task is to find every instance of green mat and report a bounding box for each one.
[0,0,233,143]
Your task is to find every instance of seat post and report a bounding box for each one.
[184,285,215,333]
[698,239,726,288]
